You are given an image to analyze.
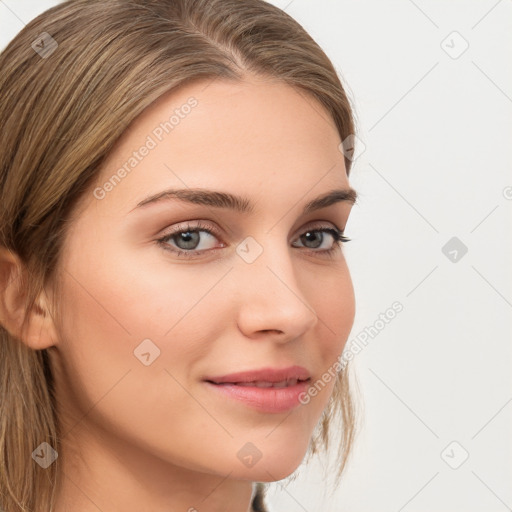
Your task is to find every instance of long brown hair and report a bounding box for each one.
[0,1,360,510]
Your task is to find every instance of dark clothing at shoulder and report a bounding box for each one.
[251,482,269,512]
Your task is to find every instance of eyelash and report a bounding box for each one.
[155,220,351,259]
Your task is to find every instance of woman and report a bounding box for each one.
[0,1,361,510]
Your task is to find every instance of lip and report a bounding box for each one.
[203,366,311,413]
[204,365,311,384]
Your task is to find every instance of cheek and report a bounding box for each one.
[310,263,355,360]
[302,265,354,411]
[53,237,230,408]
[52,250,230,462]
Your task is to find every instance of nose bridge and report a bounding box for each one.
[233,232,318,338]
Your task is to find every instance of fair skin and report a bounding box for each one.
[3,75,356,512]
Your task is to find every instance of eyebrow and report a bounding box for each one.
[130,187,358,215]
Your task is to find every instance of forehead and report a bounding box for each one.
[83,76,350,219]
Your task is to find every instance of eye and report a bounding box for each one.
[292,226,350,255]
[156,220,223,257]
[156,221,350,258]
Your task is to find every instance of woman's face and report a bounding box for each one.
[49,75,356,483]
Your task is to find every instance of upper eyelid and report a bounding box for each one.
[159,219,345,240]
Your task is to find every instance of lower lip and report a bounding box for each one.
[204,380,310,413]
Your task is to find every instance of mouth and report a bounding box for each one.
[204,365,311,385]
[206,377,310,388]
[203,366,312,413]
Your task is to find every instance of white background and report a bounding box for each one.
[1,1,511,511]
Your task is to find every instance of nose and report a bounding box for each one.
[233,240,318,343]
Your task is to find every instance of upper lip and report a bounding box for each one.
[204,365,311,384]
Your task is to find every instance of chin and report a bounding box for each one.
[229,443,309,482]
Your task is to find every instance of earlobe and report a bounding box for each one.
[0,247,57,350]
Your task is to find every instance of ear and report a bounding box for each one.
[0,247,57,350]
